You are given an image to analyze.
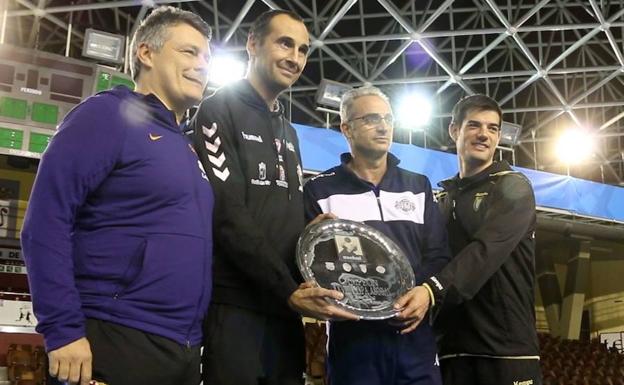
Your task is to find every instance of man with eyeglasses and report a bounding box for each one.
[303,86,451,385]
[415,95,542,385]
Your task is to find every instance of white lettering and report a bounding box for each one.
[241,132,263,143]
[430,276,444,291]
[20,87,42,95]
[251,179,271,186]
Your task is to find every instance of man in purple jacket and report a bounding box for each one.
[21,7,213,385]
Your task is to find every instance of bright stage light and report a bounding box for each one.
[209,55,246,86]
[555,128,595,165]
[316,79,352,109]
[396,92,432,130]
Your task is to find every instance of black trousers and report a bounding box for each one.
[82,318,201,385]
[440,356,542,385]
[202,304,305,385]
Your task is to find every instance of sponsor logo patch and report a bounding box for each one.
[430,276,443,291]
[310,172,335,181]
[276,164,288,188]
[251,179,271,186]
[242,132,263,142]
[473,192,488,211]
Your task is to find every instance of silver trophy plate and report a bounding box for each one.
[297,219,415,320]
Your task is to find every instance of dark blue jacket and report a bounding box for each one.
[303,153,450,285]
[21,86,214,351]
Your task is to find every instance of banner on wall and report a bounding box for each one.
[0,299,37,327]
[294,124,624,223]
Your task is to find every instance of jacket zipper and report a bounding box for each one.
[373,187,385,221]
[185,130,208,351]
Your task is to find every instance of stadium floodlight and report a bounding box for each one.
[396,92,432,131]
[315,79,352,109]
[555,128,595,165]
[209,55,246,86]
[82,29,125,64]
[500,121,522,147]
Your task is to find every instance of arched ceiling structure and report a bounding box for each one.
[3,0,624,185]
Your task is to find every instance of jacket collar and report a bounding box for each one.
[339,152,401,168]
[338,152,401,188]
[439,160,511,191]
[230,79,285,116]
[112,85,184,133]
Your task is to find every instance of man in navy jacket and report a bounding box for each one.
[21,7,213,385]
[304,86,451,385]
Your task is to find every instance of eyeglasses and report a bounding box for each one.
[349,113,394,127]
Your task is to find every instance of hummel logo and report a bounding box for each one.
[149,133,163,141]
[213,167,230,181]
[205,137,221,153]
[202,123,217,138]
[208,153,226,168]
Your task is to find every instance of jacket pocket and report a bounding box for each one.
[119,233,208,311]
[73,232,146,297]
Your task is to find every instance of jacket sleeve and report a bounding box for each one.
[303,180,324,224]
[415,179,452,285]
[426,173,536,306]
[20,95,122,352]
[190,97,299,302]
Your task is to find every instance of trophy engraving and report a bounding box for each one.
[297,219,415,319]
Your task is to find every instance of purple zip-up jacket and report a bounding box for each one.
[21,86,214,352]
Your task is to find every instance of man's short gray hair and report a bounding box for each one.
[130,6,212,80]
[340,86,391,123]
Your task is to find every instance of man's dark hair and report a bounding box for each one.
[131,6,212,80]
[248,9,305,43]
[450,94,502,127]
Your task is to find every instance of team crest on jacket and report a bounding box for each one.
[251,162,270,186]
[258,162,267,180]
[473,192,488,211]
[395,197,416,213]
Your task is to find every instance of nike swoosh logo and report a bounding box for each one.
[149,133,163,141]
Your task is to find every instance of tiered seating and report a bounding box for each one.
[5,344,46,385]
[303,329,624,384]
[540,333,624,385]
[304,321,327,382]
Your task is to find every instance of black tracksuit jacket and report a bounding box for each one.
[190,79,304,318]
[426,161,541,358]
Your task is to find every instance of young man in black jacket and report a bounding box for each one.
[417,95,542,384]
[190,9,355,385]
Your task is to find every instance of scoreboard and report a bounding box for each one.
[0,44,134,159]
